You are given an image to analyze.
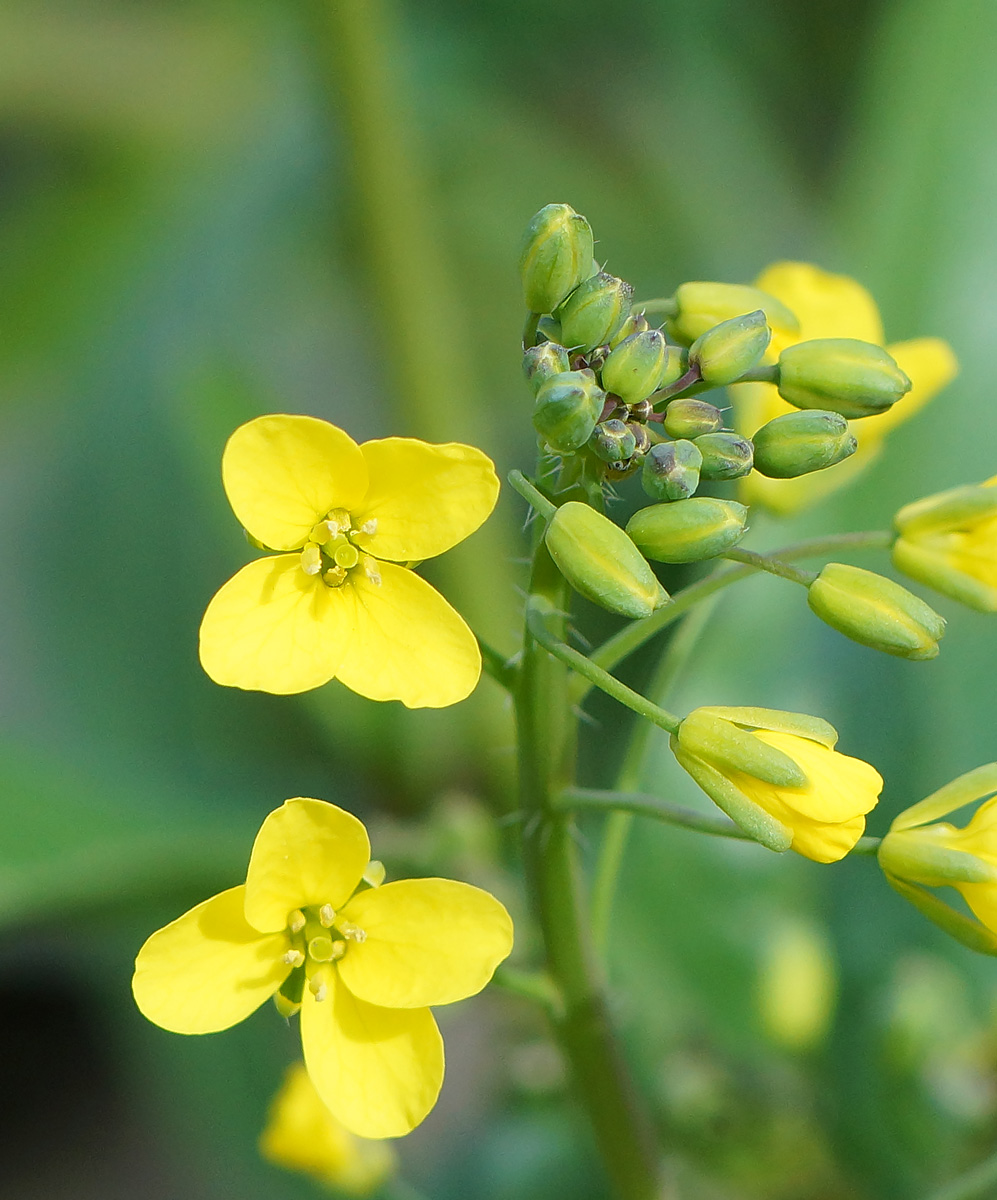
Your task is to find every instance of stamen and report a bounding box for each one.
[334,542,360,570]
[360,518,378,535]
[287,909,306,933]
[309,520,335,545]
[339,921,367,943]
[363,860,386,887]
[308,935,335,962]
[330,940,347,960]
[319,904,336,927]
[361,555,382,586]
[308,969,331,1003]
[282,949,305,968]
[323,566,347,587]
[326,507,352,535]
[299,542,323,576]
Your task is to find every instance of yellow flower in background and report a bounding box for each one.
[132,798,514,1138]
[260,1062,396,1194]
[199,414,500,706]
[673,706,882,862]
[734,262,957,515]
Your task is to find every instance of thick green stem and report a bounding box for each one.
[516,546,662,1200]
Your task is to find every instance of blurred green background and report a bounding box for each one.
[2,1,996,1197]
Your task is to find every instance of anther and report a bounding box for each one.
[360,519,378,535]
[330,940,347,960]
[323,566,347,587]
[362,555,382,586]
[308,970,330,1003]
[363,860,386,888]
[287,909,306,933]
[326,507,352,534]
[339,921,367,943]
[282,949,305,968]
[319,904,336,927]
[299,542,323,576]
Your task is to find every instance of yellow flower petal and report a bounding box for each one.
[132,886,289,1034]
[244,799,370,933]
[860,337,959,438]
[756,262,885,345]
[222,415,369,551]
[337,879,513,1009]
[301,970,444,1139]
[335,563,481,708]
[350,439,499,562]
[199,555,356,695]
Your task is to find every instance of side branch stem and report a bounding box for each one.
[723,546,817,586]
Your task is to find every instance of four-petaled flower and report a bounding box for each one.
[199,414,500,706]
[733,262,957,514]
[132,798,514,1138]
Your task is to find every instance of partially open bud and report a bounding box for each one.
[662,397,724,440]
[523,342,571,395]
[533,369,605,454]
[557,272,633,353]
[544,501,668,619]
[690,310,771,386]
[626,496,748,563]
[695,432,754,481]
[667,281,799,346]
[777,338,911,419]
[601,329,669,404]
[609,311,650,349]
[672,706,881,861]
[808,563,945,660]
[892,479,997,612]
[590,419,638,463]
[752,409,857,478]
[519,203,595,314]
[641,440,702,501]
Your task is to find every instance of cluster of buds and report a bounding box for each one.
[519,204,912,574]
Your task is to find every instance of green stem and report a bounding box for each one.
[736,363,780,384]
[509,468,557,520]
[925,1149,997,1200]
[516,545,662,1199]
[563,787,751,839]
[525,601,681,735]
[475,633,518,691]
[577,529,893,699]
[635,297,678,318]
[492,964,560,1015]
[723,546,818,586]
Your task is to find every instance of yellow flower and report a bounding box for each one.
[132,798,514,1138]
[260,1062,396,1193]
[734,262,957,514]
[893,476,997,612]
[672,706,882,862]
[198,414,500,706]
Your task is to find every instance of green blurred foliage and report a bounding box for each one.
[1,0,997,1197]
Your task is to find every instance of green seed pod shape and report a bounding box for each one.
[642,440,702,501]
[690,310,771,386]
[519,203,595,314]
[523,342,571,396]
[627,497,748,564]
[557,272,633,354]
[667,281,799,346]
[808,563,945,661]
[590,419,637,463]
[545,501,668,619]
[601,330,669,404]
[752,409,857,478]
[662,398,724,440]
[695,432,754,480]
[777,338,911,419]
[533,369,605,454]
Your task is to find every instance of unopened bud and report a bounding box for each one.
[627,422,651,457]
[601,329,669,404]
[533,369,605,454]
[667,281,799,346]
[695,432,754,480]
[662,398,724,440]
[808,563,945,660]
[609,311,650,349]
[626,497,748,563]
[752,409,857,478]
[519,203,595,314]
[690,309,770,386]
[523,342,571,395]
[777,338,911,419]
[641,440,703,501]
[557,272,633,353]
[590,419,637,463]
[545,501,668,619]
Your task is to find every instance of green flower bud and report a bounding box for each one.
[545,501,668,619]
[667,281,799,347]
[537,315,562,343]
[657,345,689,391]
[807,563,945,661]
[689,310,770,386]
[557,272,633,353]
[641,440,703,501]
[601,330,669,404]
[627,422,651,457]
[662,398,724,440]
[777,338,911,419]
[752,409,857,478]
[533,369,605,454]
[609,311,650,349]
[590,419,637,463]
[519,203,595,314]
[523,342,571,395]
[695,432,754,480]
[626,497,748,563]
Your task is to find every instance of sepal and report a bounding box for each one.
[677,710,807,788]
[883,874,997,957]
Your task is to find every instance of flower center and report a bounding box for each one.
[299,508,381,589]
